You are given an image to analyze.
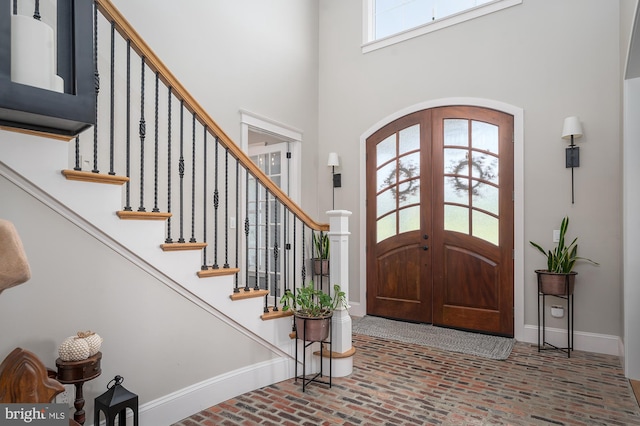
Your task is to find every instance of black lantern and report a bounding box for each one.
[94,375,139,426]
[0,0,95,136]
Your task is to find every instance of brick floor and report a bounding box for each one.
[172,333,640,425]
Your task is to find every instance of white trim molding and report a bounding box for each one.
[239,109,303,206]
[362,0,522,54]
[139,357,293,426]
[239,109,303,143]
[522,325,621,356]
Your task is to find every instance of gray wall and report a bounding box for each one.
[0,176,274,415]
[318,0,624,336]
[110,0,321,219]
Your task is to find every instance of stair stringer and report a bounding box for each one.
[0,130,298,364]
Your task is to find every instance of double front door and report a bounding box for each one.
[366,106,514,336]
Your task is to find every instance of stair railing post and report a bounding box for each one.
[326,209,353,378]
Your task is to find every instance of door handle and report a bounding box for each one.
[422,245,429,251]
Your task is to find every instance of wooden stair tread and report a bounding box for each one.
[230,288,269,300]
[261,307,293,321]
[116,210,172,220]
[197,267,240,278]
[314,345,357,359]
[62,169,129,185]
[161,242,207,251]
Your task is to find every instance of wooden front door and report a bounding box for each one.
[366,106,514,336]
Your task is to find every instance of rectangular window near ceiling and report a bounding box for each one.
[362,0,522,53]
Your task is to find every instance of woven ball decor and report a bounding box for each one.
[58,330,103,361]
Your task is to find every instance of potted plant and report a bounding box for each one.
[280,281,347,341]
[312,232,330,276]
[529,216,599,295]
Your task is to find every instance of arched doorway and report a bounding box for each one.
[365,105,514,336]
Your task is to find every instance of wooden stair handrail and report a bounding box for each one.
[96,0,328,232]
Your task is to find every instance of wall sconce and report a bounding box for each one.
[327,152,340,209]
[561,116,583,204]
[0,0,95,136]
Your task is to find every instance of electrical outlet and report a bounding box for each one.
[55,384,74,406]
[553,229,560,243]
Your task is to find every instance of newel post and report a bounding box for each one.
[326,209,353,377]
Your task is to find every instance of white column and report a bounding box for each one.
[325,209,353,377]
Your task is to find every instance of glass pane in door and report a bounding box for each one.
[443,118,500,245]
[375,125,421,243]
[248,142,288,294]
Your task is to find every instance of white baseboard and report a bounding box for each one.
[522,324,621,356]
[347,301,364,318]
[137,356,294,426]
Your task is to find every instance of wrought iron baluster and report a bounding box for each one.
[320,231,327,293]
[244,170,250,292]
[234,159,240,291]
[283,209,289,299]
[264,187,269,313]
[33,0,40,20]
[152,72,160,212]
[272,198,279,312]
[190,113,197,243]
[301,225,306,285]
[74,136,81,171]
[92,2,100,174]
[165,87,173,243]
[108,21,115,175]
[313,230,319,282]
[202,127,208,270]
[178,101,185,243]
[292,216,297,293]
[123,40,132,211]
[289,216,297,331]
[253,178,259,291]
[224,148,230,269]
[137,57,146,212]
[212,137,219,268]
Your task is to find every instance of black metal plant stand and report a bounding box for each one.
[537,274,574,358]
[295,317,332,392]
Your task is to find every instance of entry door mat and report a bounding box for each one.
[352,315,515,360]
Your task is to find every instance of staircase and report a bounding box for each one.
[0,130,297,353]
[0,1,352,424]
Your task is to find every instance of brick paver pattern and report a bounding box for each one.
[172,333,640,425]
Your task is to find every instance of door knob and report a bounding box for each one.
[422,245,429,250]
[423,234,429,240]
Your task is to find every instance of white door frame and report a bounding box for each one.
[358,97,525,341]
[239,110,303,300]
[240,110,302,205]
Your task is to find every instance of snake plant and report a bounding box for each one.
[312,232,330,260]
[529,216,598,273]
